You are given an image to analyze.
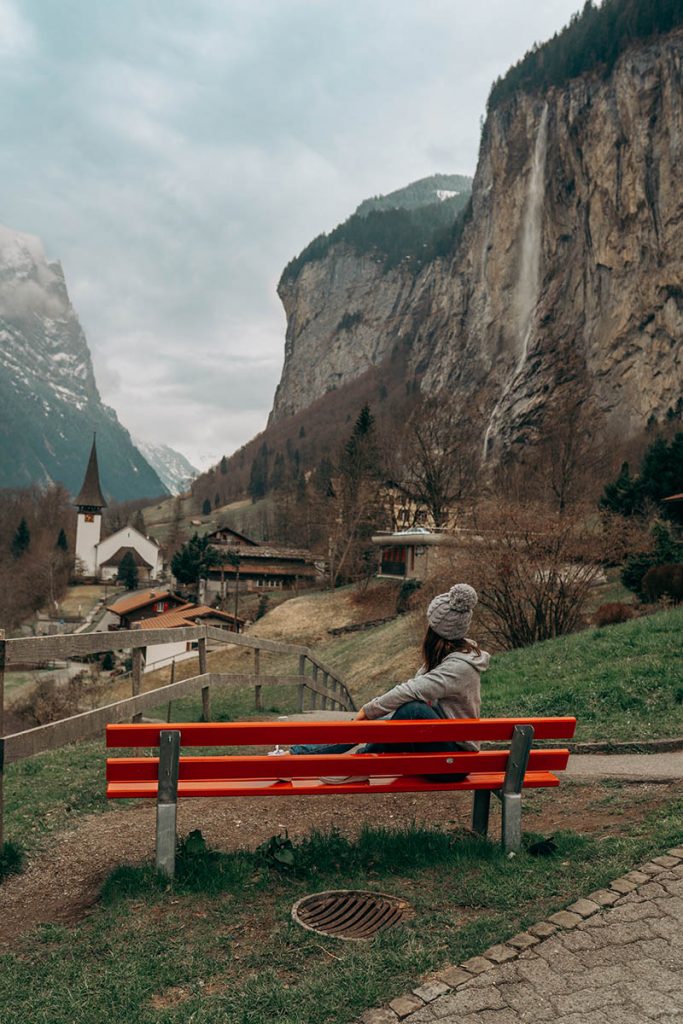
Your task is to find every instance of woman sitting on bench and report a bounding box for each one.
[289,583,490,783]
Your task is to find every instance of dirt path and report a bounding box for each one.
[1,780,679,950]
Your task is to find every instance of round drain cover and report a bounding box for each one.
[292,889,412,941]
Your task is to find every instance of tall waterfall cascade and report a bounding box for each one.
[482,104,549,461]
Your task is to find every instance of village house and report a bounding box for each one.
[371,527,451,581]
[378,481,457,533]
[199,526,318,601]
[105,590,191,630]
[106,589,243,673]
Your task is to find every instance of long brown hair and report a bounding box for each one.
[422,626,480,672]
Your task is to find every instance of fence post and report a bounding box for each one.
[167,660,175,722]
[198,635,210,721]
[331,675,339,710]
[310,664,319,710]
[321,671,329,710]
[0,629,5,849]
[254,647,262,711]
[131,623,145,723]
[297,655,306,712]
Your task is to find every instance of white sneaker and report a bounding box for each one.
[319,774,370,785]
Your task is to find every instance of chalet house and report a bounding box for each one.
[371,528,451,581]
[199,527,318,600]
[107,589,243,672]
[107,590,192,630]
[378,481,456,533]
[136,603,244,671]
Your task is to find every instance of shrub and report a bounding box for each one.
[396,578,422,614]
[12,669,109,726]
[594,602,636,627]
[622,522,683,599]
[642,564,683,604]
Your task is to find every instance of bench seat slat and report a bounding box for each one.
[106,748,570,782]
[107,769,561,799]
[106,717,576,748]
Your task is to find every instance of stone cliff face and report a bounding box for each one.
[270,30,683,458]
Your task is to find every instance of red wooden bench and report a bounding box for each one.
[106,717,576,876]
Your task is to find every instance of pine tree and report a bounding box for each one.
[11,518,30,558]
[171,534,219,589]
[202,498,211,516]
[117,551,139,590]
[56,528,69,552]
[248,443,270,501]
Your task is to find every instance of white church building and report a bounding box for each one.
[74,439,163,581]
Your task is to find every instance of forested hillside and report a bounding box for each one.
[488,0,683,109]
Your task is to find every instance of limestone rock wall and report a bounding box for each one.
[269,30,683,458]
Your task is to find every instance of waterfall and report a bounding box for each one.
[482,104,548,462]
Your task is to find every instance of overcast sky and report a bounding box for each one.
[1,0,583,470]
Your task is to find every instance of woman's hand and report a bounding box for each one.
[355,707,367,720]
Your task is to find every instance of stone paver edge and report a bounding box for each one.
[355,844,683,1024]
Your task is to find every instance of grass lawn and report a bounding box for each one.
[0,793,681,1024]
[483,607,683,741]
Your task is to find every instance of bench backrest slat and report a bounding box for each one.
[107,748,570,781]
[106,717,576,748]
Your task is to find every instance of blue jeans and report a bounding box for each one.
[291,701,467,780]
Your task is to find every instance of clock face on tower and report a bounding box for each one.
[84,513,95,523]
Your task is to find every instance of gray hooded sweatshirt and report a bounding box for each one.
[361,646,491,750]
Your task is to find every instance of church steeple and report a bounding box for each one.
[75,436,107,511]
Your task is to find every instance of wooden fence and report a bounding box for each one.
[0,625,356,846]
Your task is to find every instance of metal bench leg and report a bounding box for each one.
[472,790,491,836]
[501,725,534,854]
[502,793,523,853]
[156,730,180,878]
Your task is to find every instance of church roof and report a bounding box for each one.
[75,438,107,509]
[99,546,154,569]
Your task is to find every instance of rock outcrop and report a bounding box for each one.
[269,29,683,460]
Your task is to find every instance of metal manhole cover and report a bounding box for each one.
[291,889,412,941]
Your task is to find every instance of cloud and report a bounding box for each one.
[1,0,584,467]
[0,0,35,60]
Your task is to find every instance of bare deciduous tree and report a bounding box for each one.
[451,500,623,649]
[395,395,482,527]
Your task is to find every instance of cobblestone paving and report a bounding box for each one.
[359,849,683,1024]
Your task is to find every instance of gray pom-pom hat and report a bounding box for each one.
[427,583,478,640]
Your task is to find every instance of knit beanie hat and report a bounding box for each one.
[427,584,478,640]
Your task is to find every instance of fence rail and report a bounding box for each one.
[0,624,355,845]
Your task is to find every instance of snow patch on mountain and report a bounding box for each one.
[134,438,197,494]
[0,222,168,499]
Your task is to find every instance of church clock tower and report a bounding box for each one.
[74,437,107,577]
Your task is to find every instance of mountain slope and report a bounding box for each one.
[134,438,197,495]
[0,224,168,500]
